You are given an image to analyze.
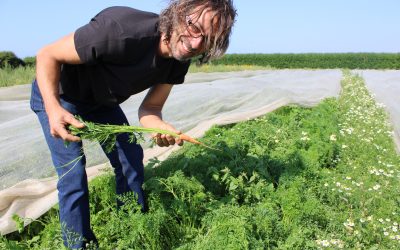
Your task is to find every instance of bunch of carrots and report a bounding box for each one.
[68,117,217,152]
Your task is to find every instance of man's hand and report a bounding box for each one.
[138,83,183,148]
[47,106,85,142]
[35,32,85,142]
[152,122,183,147]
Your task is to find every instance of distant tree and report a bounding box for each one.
[0,51,25,68]
[23,56,36,67]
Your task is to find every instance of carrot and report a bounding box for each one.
[179,133,221,151]
[178,133,202,144]
[69,116,220,151]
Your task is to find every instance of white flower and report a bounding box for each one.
[373,184,381,190]
[346,128,354,134]
[344,219,355,228]
[321,240,330,247]
[330,134,337,141]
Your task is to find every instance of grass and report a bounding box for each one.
[0,64,273,88]
[0,65,35,87]
[2,71,399,249]
[188,64,273,73]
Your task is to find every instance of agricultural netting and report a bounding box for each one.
[0,69,399,236]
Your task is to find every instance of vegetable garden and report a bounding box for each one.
[1,70,399,249]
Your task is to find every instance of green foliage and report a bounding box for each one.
[23,57,36,67]
[12,214,26,234]
[2,72,400,249]
[0,64,35,87]
[210,53,400,69]
[2,52,398,89]
[0,51,25,68]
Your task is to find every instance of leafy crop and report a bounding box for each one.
[210,53,400,69]
[2,71,399,249]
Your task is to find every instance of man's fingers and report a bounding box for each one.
[160,134,170,146]
[51,126,81,142]
[59,128,81,142]
[173,130,183,146]
[164,134,176,145]
[64,134,82,142]
[65,115,85,128]
[153,131,184,147]
[155,136,165,147]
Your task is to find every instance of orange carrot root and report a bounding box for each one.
[179,133,202,145]
[179,133,221,151]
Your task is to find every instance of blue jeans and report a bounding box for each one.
[30,80,146,249]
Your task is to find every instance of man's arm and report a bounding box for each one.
[139,83,183,147]
[36,32,85,142]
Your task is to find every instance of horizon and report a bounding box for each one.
[1,0,399,58]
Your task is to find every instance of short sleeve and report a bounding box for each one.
[167,60,191,85]
[74,10,127,64]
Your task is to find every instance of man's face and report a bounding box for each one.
[167,7,217,61]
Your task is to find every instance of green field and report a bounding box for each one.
[2,71,399,249]
[210,53,400,69]
[1,53,399,87]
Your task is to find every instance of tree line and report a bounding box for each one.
[0,51,35,68]
[2,51,400,69]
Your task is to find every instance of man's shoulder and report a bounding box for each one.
[97,6,159,22]
[96,6,159,38]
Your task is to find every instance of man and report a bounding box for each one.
[31,0,236,248]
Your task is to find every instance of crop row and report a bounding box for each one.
[2,71,399,249]
[209,53,400,69]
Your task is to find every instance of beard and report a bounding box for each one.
[168,33,196,62]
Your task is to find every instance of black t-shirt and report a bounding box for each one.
[60,6,190,106]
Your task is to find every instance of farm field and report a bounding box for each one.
[0,69,343,190]
[1,71,399,249]
[1,53,400,88]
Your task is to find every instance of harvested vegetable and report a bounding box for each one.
[68,117,218,152]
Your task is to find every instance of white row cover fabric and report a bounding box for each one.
[1,69,399,235]
[356,70,400,151]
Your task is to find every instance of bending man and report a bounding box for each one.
[31,0,236,248]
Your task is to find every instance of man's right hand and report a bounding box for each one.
[47,106,85,142]
[35,32,85,142]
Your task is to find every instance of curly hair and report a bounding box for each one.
[159,0,237,65]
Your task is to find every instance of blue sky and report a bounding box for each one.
[1,0,399,58]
